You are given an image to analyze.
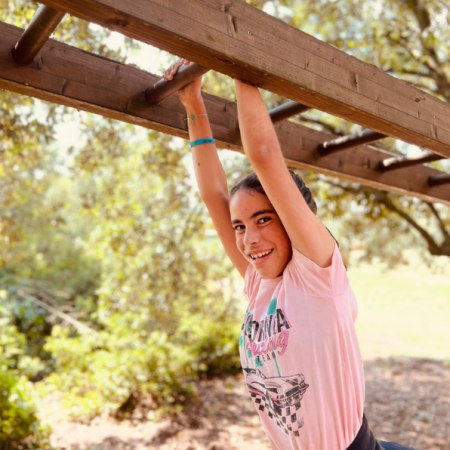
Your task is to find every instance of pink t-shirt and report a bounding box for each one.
[240,243,364,450]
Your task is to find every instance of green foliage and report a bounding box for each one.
[37,121,242,419]
[0,310,50,449]
[44,313,240,419]
[0,369,50,449]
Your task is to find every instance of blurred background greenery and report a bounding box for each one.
[1,0,449,448]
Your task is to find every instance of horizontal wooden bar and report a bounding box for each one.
[379,151,444,172]
[145,62,209,105]
[11,5,64,66]
[428,174,450,187]
[268,101,311,124]
[1,22,450,205]
[39,0,450,158]
[318,130,386,157]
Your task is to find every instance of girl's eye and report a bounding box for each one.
[258,217,271,224]
[234,225,245,231]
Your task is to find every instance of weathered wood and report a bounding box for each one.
[379,151,444,172]
[318,130,386,157]
[39,0,450,158]
[145,62,209,105]
[269,101,311,124]
[1,22,450,205]
[428,174,450,187]
[11,5,64,65]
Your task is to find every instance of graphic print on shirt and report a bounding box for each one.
[244,368,309,437]
[241,298,309,438]
[241,298,291,373]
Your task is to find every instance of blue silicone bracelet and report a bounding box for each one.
[190,138,215,148]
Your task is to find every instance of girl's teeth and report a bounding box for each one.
[251,250,271,259]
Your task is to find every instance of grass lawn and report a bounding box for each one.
[349,261,450,361]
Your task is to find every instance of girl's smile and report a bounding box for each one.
[230,189,292,278]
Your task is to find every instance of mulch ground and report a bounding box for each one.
[41,357,450,450]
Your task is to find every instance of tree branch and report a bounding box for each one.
[426,202,450,240]
[374,191,442,255]
[386,68,433,79]
[17,288,98,335]
[404,0,450,101]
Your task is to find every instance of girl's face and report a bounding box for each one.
[230,189,292,278]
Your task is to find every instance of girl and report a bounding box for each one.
[163,59,415,450]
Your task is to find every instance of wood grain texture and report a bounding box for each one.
[38,0,450,157]
[1,21,450,205]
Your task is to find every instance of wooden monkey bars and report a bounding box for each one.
[146,63,449,189]
[0,1,449,204]
[317,131,386,157]
[36,0,450,158]
[145,62,312,122]
[428,174,450,188]
[268,101,311,124]
[379,152,444,172]
[11,5,64,65]
[145,62,209,105]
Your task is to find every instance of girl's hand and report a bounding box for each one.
[163,59,203,108]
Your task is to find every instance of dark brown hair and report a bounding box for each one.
[230,170,317,215]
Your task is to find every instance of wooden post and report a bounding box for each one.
[145,63,209,105]
[11,5,64,65]
[269,101,311,124]
[378,152,444,172]
[428,174,450,187]
[318,130,386,157]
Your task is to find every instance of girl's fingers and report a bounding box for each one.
[164,59,187,81]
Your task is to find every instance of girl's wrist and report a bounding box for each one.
[183,96,205,113]
[185,104,207,116]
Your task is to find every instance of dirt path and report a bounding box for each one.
[41,358,450,450]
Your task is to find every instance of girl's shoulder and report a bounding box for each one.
[283,242,349,299]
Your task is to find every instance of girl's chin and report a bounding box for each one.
[254,266,283,279]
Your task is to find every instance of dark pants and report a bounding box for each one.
[346,415,417,450]
[379,443,417,450]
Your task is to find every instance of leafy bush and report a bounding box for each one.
[0,369,50,450]
[0,314,50,449]
[44,309,241,420]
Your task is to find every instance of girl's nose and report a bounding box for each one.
[243,227,260,246]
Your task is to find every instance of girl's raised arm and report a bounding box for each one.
[234,80,335,268]
[164,60,249,277]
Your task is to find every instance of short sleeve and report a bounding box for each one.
[243,263,260,298]
[284,242,348,298]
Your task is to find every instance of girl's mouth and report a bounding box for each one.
[249,249,273,265]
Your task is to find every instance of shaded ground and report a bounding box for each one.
[41,357,450,450]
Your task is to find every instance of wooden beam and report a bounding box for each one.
[1,22,450,205]
[39,0,450,158]
[379,151,444,172]
[318,130,386,157]
[269,101,311,124]
[11,5,64,65]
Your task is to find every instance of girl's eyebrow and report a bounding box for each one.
[250,209,276,219]
[231,209,276,224]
